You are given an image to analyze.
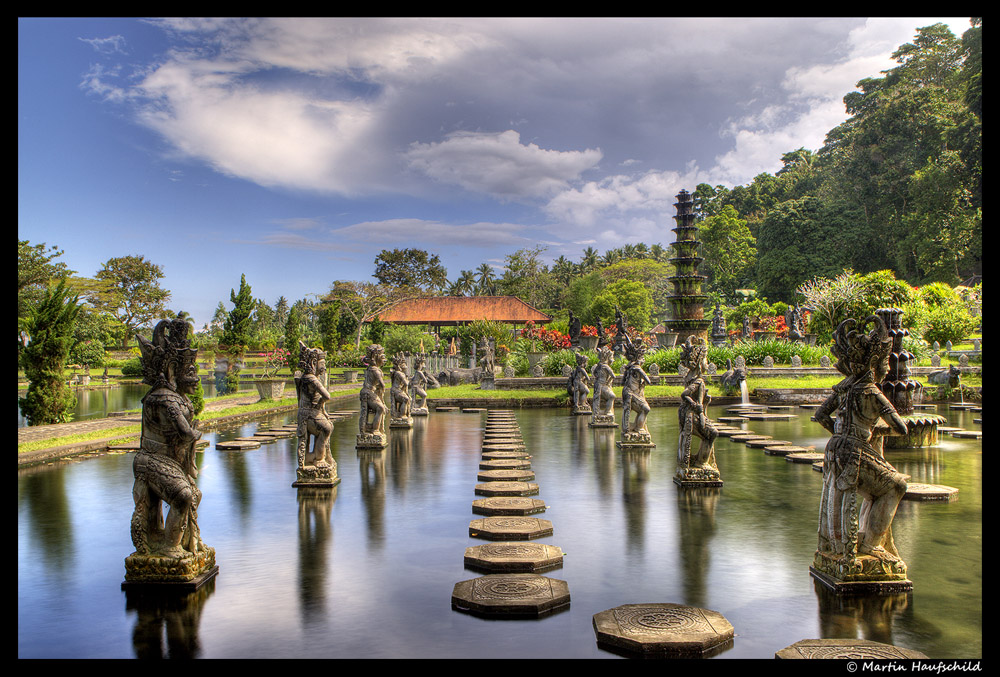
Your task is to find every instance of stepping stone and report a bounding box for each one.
[481,450,531,460]
[911,404,938,410]
[718,416,750,423]
[766,405,795,410]
[904,483,959,501]
[462,408,487,413]
[475,481,539,497]
[746,438,791,448]
[948,403,977,410]
[716,429,747,437]
[434,406,459,411]
[741,413,797,420]
[726,406,765,414]
[775,639,927,659]
[786,452,824,463]
[765,445,810,456]
[937,427,963,433]
[482,443,527,452]
[730,434,771,443]
[812,462,824,472]
[798,404,821,409]
[464,542,564,573]
[974,418,981,424]
[469,516,553,540]
[216,439,262,451]
[478,469,536,482]
[451,574,569,618]
[593,603,735,657]
[951,430,981,439]
[472,496,547,516]
[479,459,532,471]
[254,430,295,438]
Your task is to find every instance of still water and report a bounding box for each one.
[17,405,982,659]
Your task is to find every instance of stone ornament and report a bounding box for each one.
[618,336,654,448]
[812,315,912,592]
[408,354,439,416]
[357,343,388,448]
[589,347,617,427]
[125,319,216,588]
[293,342,339,488]
[674,336,722,487]
[775,639,927,660]
[568,352,592,414]
[593,603,735,657]
[388,352,413,428]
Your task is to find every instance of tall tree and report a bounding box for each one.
[92,255,170,348]
[19,279,82,425]
[698,205,757,302]
[373,248,448,293]
[221,274,255,350]
[19,241,74,348]
[324,281,415,348]
[475,263,497,296]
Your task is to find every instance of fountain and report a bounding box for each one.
[875,308,947,448]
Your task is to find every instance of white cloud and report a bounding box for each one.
[405,130,602,200]
[332,218,533,248]
[79,35,127,54]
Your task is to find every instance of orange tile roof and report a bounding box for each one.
[379,296,551,325]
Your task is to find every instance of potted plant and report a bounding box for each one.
[521,321,547,368]
[254,347,290,400]
[578,325,599,350]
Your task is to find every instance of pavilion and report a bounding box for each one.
[379,296,551,334]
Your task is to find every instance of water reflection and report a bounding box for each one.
[357,449,386,547]
[677,488,720,609]
[298,486,337,622]
[814,581,910,646]
[127,581,215,659]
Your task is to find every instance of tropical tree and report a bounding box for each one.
[373,248,449,293]
[220,274,256,350]
[19,279,82,425]
[324,281,416,348]
[699,205,757,302]
[475,263,497,296]
[91,255,170,348]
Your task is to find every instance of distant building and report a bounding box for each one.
[379,296,551,333]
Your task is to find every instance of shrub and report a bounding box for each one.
[922,304,977,345]
[120,357,144,377]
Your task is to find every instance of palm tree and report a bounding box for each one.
[579,246,599,273]
[475,263,496,296]
[458,269,477,296]
[601,249,621,267]
[649,243,668,262]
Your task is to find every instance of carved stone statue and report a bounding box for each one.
[479,337,496,376]
[389,352,413,428]
[589,346,617,427]
[811,316,911,592]
[613,306,629,355]
[568,351,591,414]
[674,336,722,487]
[742,316,752,340]
[711,304,728,346]
[788,304,806,342]
[125,319,216,586]
[595,318,606,348]
[568,310,582,348]
[357,344,389,448]
[618,336,654,448]
[718,358,747,396]
[409,354,439,416]
[293,342,338,488]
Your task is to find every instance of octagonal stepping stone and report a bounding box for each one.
[475,481,539,497]
[472,496,547,516]
[451,574,569,618]
[464,542,564,573]
[798,404,820,409]
[775,639,927,659]
[765,445,810,456]
[482,443,527,452]
[746,438,791,449]
[716,429,747,437]
[730,434,771,443]
[948,403,977,410]
[726,406,765,414]
[216,439,262,451]
[718,416,751,423]
[434,406,458,411]
[812,462,824,472]
[951,430,981,439]
[911,404,938,409]
[937,427,963,433]
[766,405,795,410]
[786,452,824,463]
[463,408,487,413]
[479,458,532,471]
[593,603,735,657]
[741,412,797,420]
[483,434,523,442]
[904,483,959,501]
[469,516,553,540]
[478,468,536,482]
[481,450,531,460]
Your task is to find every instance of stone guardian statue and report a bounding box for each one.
[811,315,911,592]
[618,335,654,448]
[389,352,413,428]
[293,342,338,488]
[674,336,722,487]
[589,346,617,428]
[568,351,592,414]
[125,319,217,587]
[409,354,439,416]
[357,343,389,448]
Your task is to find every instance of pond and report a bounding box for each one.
[17,404,982,659]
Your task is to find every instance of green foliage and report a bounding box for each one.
[589,279,654,331]
[565,272,605,324]
[919,281,961,306]
[283,305,303,369]
[92,254,170,349]
[221,274,255,349]
[382,323,428,356]
[373,248,448,292]
[19,279,82,425]
[922,303,977,345]
[699,205,757,300]
[189,377,205,416]
[725,299,775,329]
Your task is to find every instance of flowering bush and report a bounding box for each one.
[257,348,291,379]
[520,321,571,351]
[580,324,598,337]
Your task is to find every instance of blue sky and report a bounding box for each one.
[18,17,974,329]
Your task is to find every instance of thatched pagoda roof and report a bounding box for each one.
[379,296,551,326]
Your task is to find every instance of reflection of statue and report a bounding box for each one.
[674,336,722,486]
[357,344,388,448]
[409,355,439,415]
[294,342,338,487]
[811,316,911,592]
[589,346,617,428]
[126,319,216,586]
[389,353,413,427]
[569,352,591,414]
[618,336,654,448]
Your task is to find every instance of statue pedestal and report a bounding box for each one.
[883,414,948,448]
[810,551,912,594]
[356,431,388,449]
[389,416,413,429]
[673,466,723,488]
[411,406,429,416]
[572,405,592,415]
[589,414,617,428]
[617,431,655,449]
[293,462,340,488]
[123,548,218,591]
[479,376,496,390]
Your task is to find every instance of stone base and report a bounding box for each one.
[593,603,735,657]
[452,574,570,618]
[389,416,413,428]
[293,463,340,488]
[884,414,948,448]
[617,431,655,449]
[810,550,911,594]
[123,548,218,591]
[673,466,723,488]
[479,377,496,391]
[411,407,429,416]
[572,405,592,415]
[356,431,388,449]
[464,543,564,573]
[589,414,617,428]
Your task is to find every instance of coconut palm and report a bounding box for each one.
[579,246,599,273]
[475,263,496,296]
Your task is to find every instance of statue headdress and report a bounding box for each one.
[297,341,325,374]
[831,315,891,377]
[137,318,198,390]
[680,335,709,370]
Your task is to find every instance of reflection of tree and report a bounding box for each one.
[298,486,337,623]
[676,488,720,608]
[358,450,386,547]
[18,465,74,574]
[814,581,910,646]
[127,581,215,658]
[621,450,649,551]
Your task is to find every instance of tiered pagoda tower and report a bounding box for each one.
[666,189,711,343]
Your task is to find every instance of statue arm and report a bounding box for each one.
[814,393,838,433]
[875,391,908,436]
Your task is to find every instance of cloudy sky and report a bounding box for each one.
[18,17,974,328]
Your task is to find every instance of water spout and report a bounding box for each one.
[740,379,749,406]
[958,372,964,405]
